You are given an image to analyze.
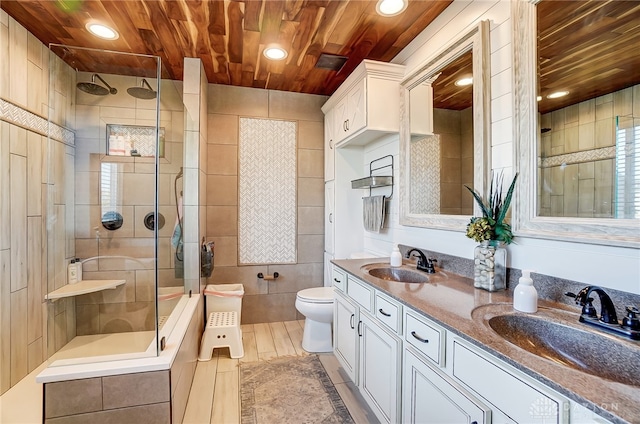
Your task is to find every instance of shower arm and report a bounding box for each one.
[94,73,116,91]
[141,78,154,91]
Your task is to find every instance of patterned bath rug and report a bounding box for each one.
[240,355,355,424]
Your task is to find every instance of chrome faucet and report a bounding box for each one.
[405,248,437,273]
[565,286,640,340]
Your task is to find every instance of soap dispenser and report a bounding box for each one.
[514,270,537,313]
[390,246,402,267]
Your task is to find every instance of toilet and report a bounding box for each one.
[295,286,334,353]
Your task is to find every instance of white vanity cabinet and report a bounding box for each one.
[334,289,359,384]
[403,346,491,424]
[332,268,402,424]
[402,309,491,424]
[332,265,607,423]
[321,60,405,149]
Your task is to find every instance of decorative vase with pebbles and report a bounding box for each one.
[474,240,506,291]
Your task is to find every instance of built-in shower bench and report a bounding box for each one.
[44,279,126,301]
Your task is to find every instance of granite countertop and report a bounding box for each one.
[332,258,640,424]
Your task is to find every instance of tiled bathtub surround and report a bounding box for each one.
[207,85,327,323]
[0,11,76,395]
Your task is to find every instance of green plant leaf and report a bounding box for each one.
[496,173,519,224]
[464,185,492,218]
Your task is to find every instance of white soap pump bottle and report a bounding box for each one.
[513,269,537,313]
[390,246,402,267]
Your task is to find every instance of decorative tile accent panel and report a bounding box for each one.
[410,134,440,214]
[0,98,74,145]
[238,117,297,264]
[540,146,615,168]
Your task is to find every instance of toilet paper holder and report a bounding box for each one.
[257,272,279,280]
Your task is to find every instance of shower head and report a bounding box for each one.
[127,79,157,99]
[76,74,117,96]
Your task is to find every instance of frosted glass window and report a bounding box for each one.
[239,118,297,264]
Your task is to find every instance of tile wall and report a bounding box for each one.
[0,11,75,394]
[434,107,473,215]
[73,70,185,334]
[539,84,639,218]
[206,85,327,323]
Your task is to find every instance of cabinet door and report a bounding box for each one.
[333,291,358,384]
[359,312,402,424]
[334,96,349,141]
[324,108,335,181]
[324,180,334,254]
[346,78,367,135]
[403,347,491,424]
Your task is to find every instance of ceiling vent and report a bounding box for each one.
[315,54,348,72]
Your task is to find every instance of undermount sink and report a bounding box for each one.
[360,263,438,284]
[487,313,640,387]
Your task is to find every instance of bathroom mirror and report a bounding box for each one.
[400,21,490,230]
[513,0,640,247]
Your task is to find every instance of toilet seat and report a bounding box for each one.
[296,287,334,303]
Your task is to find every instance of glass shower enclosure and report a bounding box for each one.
[45,45,186,365]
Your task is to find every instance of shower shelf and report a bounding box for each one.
[45,279,126,302]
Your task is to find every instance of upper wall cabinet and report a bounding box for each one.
[322,60,406,149]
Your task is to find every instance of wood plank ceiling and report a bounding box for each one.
[0,0,453,96]
[537,0,640,114]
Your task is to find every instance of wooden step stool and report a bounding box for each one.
[198,311,244,360]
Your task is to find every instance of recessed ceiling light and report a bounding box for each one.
[376,0,407,17]
[263,45,288,60]
[547,91,569,99]
[86,22,119,40]
[455,77,473,87]
[537,96,542,101]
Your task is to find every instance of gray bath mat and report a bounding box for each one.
[240,355,354,424]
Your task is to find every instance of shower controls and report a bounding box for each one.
[101,211,124,231]
[144,212,165,231]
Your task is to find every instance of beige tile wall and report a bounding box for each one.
[0,12,74,395]
[434,107,474,215]
[206,85,327,324]
[74,71,185,335]
[538,85,638,218]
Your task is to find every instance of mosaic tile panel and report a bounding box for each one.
[539,146,615,168]
[238,118,297,264]
[0,99,74,144]
[410,134,440,214]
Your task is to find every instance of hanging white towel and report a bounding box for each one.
[363,195,386,232]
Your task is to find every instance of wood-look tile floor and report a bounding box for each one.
[183,320,379,424]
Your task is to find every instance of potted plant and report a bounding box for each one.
[465,172,518,291]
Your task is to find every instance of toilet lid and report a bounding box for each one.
[297,287,334,303]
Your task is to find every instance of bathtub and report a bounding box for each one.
[36,293,201,382]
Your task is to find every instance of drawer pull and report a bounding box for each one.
[378,308,391,317]
[350,313,355,329]
[333,277,340,283]
[411,331,429,344]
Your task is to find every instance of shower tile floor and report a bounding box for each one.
[0,320,376,424]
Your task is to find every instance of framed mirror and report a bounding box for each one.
[513,0,640,247]
[400,21,491,230]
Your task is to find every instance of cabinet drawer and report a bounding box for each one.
[453,339,564,423]
[375,293,402,334]
[332,266,346,291]
[404,312,444,366]
[347,276,372,312]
